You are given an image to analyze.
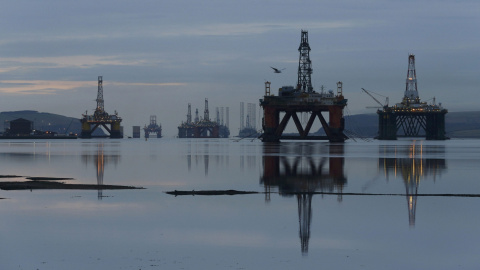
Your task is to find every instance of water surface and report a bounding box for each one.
[0,138,479,269]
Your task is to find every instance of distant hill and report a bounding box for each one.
[2,110,478,139]
[0,110,105,136]
[341,111,480,138]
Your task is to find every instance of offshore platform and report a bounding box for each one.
[238,102,260,138]
[80,76,122,138]
[375,54,447,140]
[215,106,230,138]
[178,99,230,138]
[144,115,162,138]
[260,30,348,142]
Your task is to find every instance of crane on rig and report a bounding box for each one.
[361,88,389,109]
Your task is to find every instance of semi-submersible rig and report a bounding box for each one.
[374,54,448,140]
[80,76,122,138]
[260,30,348,142]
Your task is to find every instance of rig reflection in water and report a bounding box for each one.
[81,143,121,199]
[378,143,447,227]
[261,143,346,255]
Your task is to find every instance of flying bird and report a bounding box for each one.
[270,67,285,73]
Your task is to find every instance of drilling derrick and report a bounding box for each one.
[260,30,348,142]
[226,107,229,128]
[218,106,230,138]
[187,103,192,124]
[178,103,195,138]
[404,54,420,104]
[240,102,244,130]
[80,76,122,138]
[297,30,313,93]
[95,76,105,115]
[239,102,260,138]
[376,54,448,140]
[144,115,162,138]
[221,107,224,125]
[204,98,210,121]
[194,98,219,138]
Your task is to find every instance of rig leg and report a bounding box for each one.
[426,112,447,140]
[327,106,347,142]
[377,111,397,140]
[80,121,92,138]
[262,107,280,142]
[110,122,123,138]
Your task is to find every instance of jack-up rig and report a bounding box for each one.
[177,99,230,138]
[144,115,162,138]
[260,30,348,142]
[80,76,122,138]
[374,54,448,140]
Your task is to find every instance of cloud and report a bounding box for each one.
[153,21,367,37]
[0,80,94,95]
[0,80,187,95]
[0,20,369,46]
[0,55,151,70]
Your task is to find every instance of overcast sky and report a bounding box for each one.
[0,0,479,136]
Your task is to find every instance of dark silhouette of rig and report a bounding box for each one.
[144,115,162,138]
[178,99,230,138]
[260,30,348,142]
[80,76,122,138]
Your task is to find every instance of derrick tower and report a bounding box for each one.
[187,103,192,124]
[297,30,313,93]
[260,30,348,142]
[240,102,244,130]
[403,54,420,104]
[194,98,219,138]
[376,54,448,140]
[96,77,104,114]
[178,103,195,138]
[204,98,210,121]
[80,76,122,138]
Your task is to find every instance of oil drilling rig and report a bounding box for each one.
[238,102,260,137]
[260,30,348,142]
[178,99,229,138]
[215,106,230,138]
[144,115,162,138]
[178,103,195,138]
[375,54,447,140]
[80,76,122,138]
[194,99,219,137]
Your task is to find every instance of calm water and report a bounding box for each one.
[1,138,480,269]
